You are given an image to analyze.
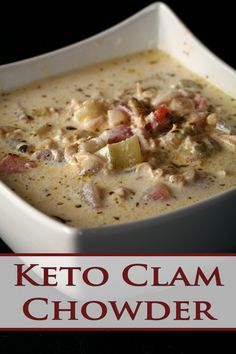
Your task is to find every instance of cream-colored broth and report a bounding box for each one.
[1,50,236,227]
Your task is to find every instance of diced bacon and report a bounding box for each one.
[80,182,102,208]
[154,105,171,131]
[106,125,133,144]
[0,154,37,173]
[145,122,153,131]
[142,182,172,201]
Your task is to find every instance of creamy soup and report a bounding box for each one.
[0,50,236,227]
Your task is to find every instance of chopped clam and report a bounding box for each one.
[79,182,102,208]
[54,128,93,144]
[181,136,206,156]
[64,143,79,164]
[73,152,105,175]
[141,182,172,201]
[82,115,107,132]
[168,174,187,186]
[169,97,195,115]
[183,169,197,182]
[32,149,64,162]
[195,95,209,111]
[133,127,158,153]
[213,134,236,150]
[78,135,107,153]
[151,89,181,107]
[206,113,217,126]
[108,109,128,127]
[135,81,158,101]
[216,170,227,178]
[32,150,54,161]
[128,97,149,128]
[114,187,133,199]
[73,99,107,121]
[153,168,164,178]
[158,124,184,148]
[17,103,33,122]
[48,149,64,163]
[66,98,81,116]
[36,124,53,138]
[142,87,158,100]
[135,162,154,177]
[135,82,143,99]
[147,155,160,169]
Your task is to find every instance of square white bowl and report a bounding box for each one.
[0,2,236,253]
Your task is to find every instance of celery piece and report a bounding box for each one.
[98,135,142,170]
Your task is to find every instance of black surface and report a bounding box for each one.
[1,0,236,352]
[0,331,236,353]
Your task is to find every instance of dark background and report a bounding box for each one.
[1,0,236,352]
[1,0,236,68]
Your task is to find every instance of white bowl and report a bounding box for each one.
[0,2,236,253]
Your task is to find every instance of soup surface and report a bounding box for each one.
[0,50,236,227]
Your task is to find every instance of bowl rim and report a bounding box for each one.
[0,1,236,234]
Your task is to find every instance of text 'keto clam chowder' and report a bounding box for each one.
[0,50,236,227]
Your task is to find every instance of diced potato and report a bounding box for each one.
[97,135,142,170]
[73,99,106,121]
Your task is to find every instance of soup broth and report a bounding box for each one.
[1,50,236,227]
